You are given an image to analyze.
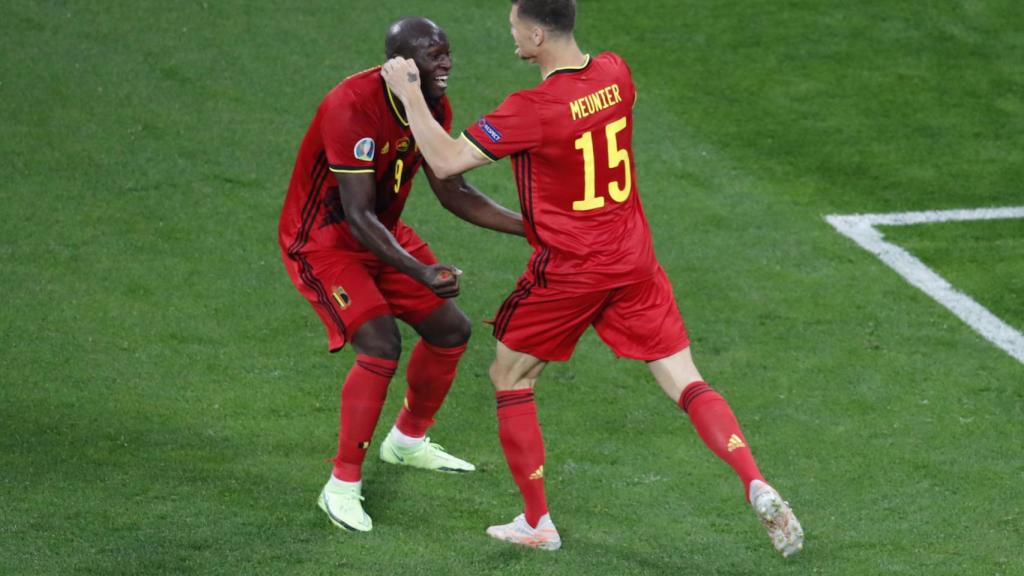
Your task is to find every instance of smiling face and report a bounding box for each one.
[385,18,453,103]
[409,31,452,102]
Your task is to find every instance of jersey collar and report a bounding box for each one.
[380,74,448,129]
[544,54,592,80]
[382,77,410,127]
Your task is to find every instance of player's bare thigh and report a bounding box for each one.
[647,346,704,402]
[489,341,548,391]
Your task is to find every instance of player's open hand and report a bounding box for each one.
[420,263,462,299]
[381,57,421,104]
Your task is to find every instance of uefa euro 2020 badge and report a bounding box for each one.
[354,137,375,162]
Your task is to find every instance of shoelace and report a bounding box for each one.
[329,489,365,502]
[425,440,449,453]
[405,437,450,454]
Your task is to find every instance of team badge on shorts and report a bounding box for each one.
[353,137,375,161]
[332,286,352,309]
[396,137,410,152]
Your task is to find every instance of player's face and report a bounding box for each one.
[509,5,538,62]
[411,33,452,102]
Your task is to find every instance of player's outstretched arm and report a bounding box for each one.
[337,172,461,298]
[424,165,524,237]
[381,57,490,179]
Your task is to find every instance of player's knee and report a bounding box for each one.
[433,311,472,348]
[449,312,472,345]
[418,305,472,348]
[352,317,402,360]
[370,339,402,360]
[356,336,402,360]
[488,360,519,391]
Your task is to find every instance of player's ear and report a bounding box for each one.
[532,26,544,47]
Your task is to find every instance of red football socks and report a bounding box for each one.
[679,381,765,500]
[395,340,467,438]
[332,354,398,482]
[496,389,548,528]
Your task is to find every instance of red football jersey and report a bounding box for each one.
[463,52,657,291]
[279,67,451,257]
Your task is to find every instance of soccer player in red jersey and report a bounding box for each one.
[279,17,523,533]
[380,0,804,555]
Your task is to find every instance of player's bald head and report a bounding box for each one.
[385,17,447,58]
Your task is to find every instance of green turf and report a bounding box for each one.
[2,1,1022,575]
[881,218,1024,331]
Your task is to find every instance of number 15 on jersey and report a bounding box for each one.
[572,116,632,212]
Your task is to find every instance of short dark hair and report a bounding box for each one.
[512,0,576,35]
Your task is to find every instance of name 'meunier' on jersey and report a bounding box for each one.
[463,52,657,292]
[279,67,452,258]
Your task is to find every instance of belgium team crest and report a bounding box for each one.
[332,286,351,309]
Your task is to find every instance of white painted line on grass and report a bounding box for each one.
[826,206,1024,365]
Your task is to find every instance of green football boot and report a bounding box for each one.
[379,435,476,473]
[317,480,372,532]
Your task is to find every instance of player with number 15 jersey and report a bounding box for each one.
[380,0,802,555]
[462,52,687,362]
[465,52,654,292]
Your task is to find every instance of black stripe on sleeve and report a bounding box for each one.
[462,130,500,162]
[329,164,374,173]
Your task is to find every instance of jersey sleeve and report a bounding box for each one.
[603,51,637,109]
[321,87,379,174]
[461,92,541,161]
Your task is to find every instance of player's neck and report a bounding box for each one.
[538,39,586,79]
[391,87,440,114]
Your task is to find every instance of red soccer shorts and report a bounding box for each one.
[282,230,444,352]
[491,265,690,362]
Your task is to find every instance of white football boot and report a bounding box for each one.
[486,513,562,550]
[749,479,804,557]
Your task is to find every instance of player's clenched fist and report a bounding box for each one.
[381,57,421,104]
[418,263,462,299]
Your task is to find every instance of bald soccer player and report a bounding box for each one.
[279,17,523,533]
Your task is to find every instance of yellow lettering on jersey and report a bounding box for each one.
[569,83,623,121]
[570,100,584,121]
[393,159,404,194]
[572,116,632,212]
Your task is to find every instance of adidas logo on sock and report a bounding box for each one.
[529,465,544,480]
[726,434,746,452]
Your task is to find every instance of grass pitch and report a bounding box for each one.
[2,1,1022,574]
